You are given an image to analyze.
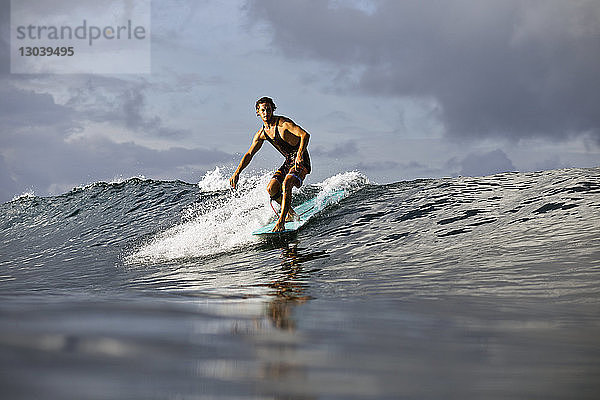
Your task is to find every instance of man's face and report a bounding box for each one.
[257,103,273,123]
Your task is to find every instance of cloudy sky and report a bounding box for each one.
[1,0,599,202]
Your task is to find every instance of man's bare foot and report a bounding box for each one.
[273,219,286,232]
[285,208,298,222]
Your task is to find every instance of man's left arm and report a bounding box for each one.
[286,122,310,167]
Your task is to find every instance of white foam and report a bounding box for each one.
[315,171,369,193]
[197,167,231,192]
[11,190,36,202]
[128,170,272,263]
[107,175,147,185]
[127,170,369,263]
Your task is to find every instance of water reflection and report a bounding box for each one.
[265,241,328,330]
[254,241,327,399]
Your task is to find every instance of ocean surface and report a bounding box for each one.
[1,167,599,399]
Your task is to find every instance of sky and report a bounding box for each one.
[1,0,599,202]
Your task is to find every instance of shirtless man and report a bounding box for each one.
[229,97,311,232]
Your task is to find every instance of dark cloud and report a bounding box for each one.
[247,0,600,142]
[63,76,188,138]
[0,0,214,202]
[458,149,516,177]
[0,0,212,201]
[0,83,231,203]
[1,128,232,202]
[0,84,74,127]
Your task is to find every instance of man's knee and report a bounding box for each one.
[267,180,282,199]
[282,175,298,191]
[267,179,280,193]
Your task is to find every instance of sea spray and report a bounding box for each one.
[128,170,369,262]
[197,167,232,192]
[129,169,273,262]
[314,171,369,196]
[11,190,36,202]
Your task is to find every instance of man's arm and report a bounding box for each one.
[230,130,263,189]
[282,121,310,167]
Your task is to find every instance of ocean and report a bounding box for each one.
[1,167,599,399]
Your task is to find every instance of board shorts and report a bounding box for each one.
[272,157,311,188]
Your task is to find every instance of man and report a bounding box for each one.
[230,97,311,232]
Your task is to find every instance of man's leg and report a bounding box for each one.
[273,164,308,231]
[268,176,298,222]
[273,175,299,231]
[268,163,288,205]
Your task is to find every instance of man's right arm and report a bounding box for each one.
[230,131,263,189]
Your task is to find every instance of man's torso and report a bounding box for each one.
[261,116,299,148]
[261,116,311,172]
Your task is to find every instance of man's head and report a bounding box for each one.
[255,97,276,123]
[255,96,276,112]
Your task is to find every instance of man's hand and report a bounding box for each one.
[229,173,239,189]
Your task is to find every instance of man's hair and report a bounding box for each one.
[255,96,276,111]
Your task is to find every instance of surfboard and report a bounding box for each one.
[252,189,346,236]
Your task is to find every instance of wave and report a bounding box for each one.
[1,166,599,299]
